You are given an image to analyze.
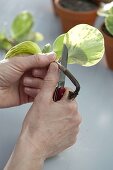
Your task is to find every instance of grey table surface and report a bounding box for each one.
[0,0,113,169]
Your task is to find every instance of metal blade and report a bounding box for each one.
[58,44,68,87]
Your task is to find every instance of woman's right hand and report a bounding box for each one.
[21,62,82,159]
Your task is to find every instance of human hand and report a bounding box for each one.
[4,62,81,170]
[23,67,48,99]
[21,62,82,159]
[0,53,55,108]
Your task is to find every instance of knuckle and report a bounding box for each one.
[67,103,75,113]
[76,114,82,125]
[33,55,40,64]
[70,118,77,126]
[68,137,77,147]
[45,75,57,84]
[30,78,33,84]
[66,117,74,125]
[71,114,82,127]
[71,137,77,145]
[76,127,80,135]
[44,77,58,88]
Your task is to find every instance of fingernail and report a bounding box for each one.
[47,52,56,61]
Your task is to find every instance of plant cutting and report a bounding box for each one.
[5,24,105,93]
[98,3,113,70]
[0,11,43,53]
[54,0,100,32]
[5,24,104,65]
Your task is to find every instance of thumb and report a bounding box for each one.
[8,52,56,72]
[35,62,59,102]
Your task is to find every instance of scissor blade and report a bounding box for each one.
[58,44,68,87]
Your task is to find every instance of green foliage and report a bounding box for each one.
[105,15,113,36]
[101,0,113,3]
[53,24,104,66]
[42,43,51,53]
[5,24,105,67]
[11,11,33,41]
[5,41,41,59]
[0,11,43,53]
[98,4,113,36]
[53,34,65,59]
[0,33,12,51]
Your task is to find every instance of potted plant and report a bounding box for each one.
[54,0,100,32]
[0,11,43,54]
[98,4,113,70]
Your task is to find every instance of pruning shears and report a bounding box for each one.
[53,44,80,102]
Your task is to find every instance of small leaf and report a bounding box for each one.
[11,11,33,40]
[33,32,44,41]
[0,39,12,51]
[42,43,51,53]
[0,33,12,51]
[5,41,41,59]
[26,32,44,42]
[105,15,113,36]
[53,34,65,60]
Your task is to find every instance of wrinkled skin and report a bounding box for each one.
[1,54,82,170]
[4,63,82,170]
[0,53,55,108]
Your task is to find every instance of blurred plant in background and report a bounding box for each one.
[98,1,113,35]
[0,11,44,53]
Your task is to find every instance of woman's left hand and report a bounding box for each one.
[0,53,55,108]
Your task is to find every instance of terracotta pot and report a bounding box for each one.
[91,0,100,5]
[51,0,57,15]
[101,24,113,70]
[54,0,98,33]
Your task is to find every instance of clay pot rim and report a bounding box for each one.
[54,0,98,14]
[100,23,113,40]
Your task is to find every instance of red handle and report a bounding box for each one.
[53,87,66,102]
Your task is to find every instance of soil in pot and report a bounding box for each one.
[101,24,113,70]
[59,0,98,12]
